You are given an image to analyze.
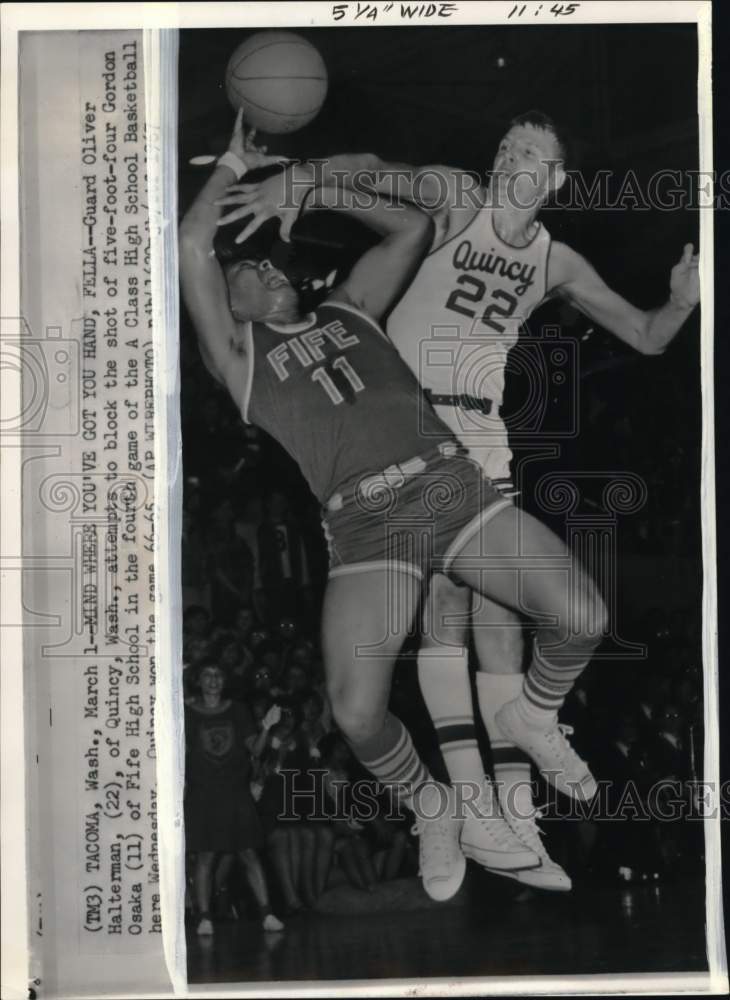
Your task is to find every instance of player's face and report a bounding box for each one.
[226,259,296,320]
[492,124,564,208]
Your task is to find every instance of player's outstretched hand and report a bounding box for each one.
[215,166,301,244]
[227,106,292,173]
[669,243,700,310]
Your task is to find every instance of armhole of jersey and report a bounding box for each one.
[426,193,487,258]
[541,228,552,304]
[319,299,390,343]
[240,321,255,424]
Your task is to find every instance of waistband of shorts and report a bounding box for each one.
[324,440,468,514]
[425,389,498,416]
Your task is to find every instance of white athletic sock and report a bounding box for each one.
[476,672,534,820]
[515,687,560,726]
[417,647,484,792]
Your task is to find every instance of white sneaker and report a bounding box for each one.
[411,783,466,902]
[495,700,597,801]
[262,913,285,932]
[460,782,540,872]
[493,810,572,891]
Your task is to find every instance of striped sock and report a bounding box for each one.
[417,647,484,787]
[475,672,533,818]
[348,712,430,808]
[522,644,591,717]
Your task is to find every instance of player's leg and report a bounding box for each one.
[420,573,540,873]
[415,420,495,793]
[418,574,480,785]
[471,596,529,811]
[322,566,467,900]
[461,444,535,820]
[448,503,607,801]
[470,594,571,890]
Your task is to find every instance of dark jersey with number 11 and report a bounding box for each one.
[240,300,454,503]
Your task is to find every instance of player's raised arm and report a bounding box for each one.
[216,155,478,246]
[313,152,480,221]
[179,110,288,388]
[549,241,700,355]
[217,173,433,322]
[305,187,434,321]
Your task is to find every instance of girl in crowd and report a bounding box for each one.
[185,660,284,934]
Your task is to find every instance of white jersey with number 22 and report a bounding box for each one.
[387,204,551,479]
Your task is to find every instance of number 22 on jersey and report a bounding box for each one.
[446,275,518,333]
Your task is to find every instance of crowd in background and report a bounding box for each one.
[180,323,705,932]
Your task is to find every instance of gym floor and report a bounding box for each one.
[186,873,707,986]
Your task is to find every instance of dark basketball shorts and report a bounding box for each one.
[321,441,513,583]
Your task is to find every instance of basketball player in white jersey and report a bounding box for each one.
[216,110,700,892]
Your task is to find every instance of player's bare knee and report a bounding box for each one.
[423,574,470,647]
[329,697,384,745]
[572,587,608,651]
[474,624,523,672]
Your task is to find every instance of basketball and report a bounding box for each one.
[225,31,328,134]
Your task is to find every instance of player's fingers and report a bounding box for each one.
[214,191,259,206]
[279,215,295,243]
[235,208,276,244]
[224,182,260,194]
[217,200,262,225]
[261,155,294,167]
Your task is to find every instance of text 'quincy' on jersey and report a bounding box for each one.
[445,240,539,333]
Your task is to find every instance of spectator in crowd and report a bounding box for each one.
[300,690,329,751]
[255,705,316,914]
[205,498,256,626]
[181,506,212,611]
[215,634,255,701]
[646,700,703,875]
[233,604,258,648]
[234,492,267,621]
[257,490,314,628]
[184,659,283,934]
[183,605,211,641]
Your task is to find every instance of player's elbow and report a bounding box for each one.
[639,341,666,357]
[178,224,209,258]
[634,321,666,356]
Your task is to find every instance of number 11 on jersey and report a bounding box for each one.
[311,356,364,405]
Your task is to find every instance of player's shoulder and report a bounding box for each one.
[415,162,482,213]
[321,290,387,333]
[429,170,487,249]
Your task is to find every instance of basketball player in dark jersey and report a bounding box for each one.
[217,112,700,892]
[181,112,611,900]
